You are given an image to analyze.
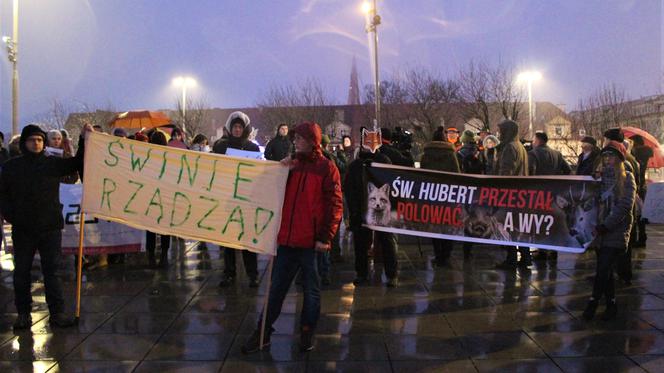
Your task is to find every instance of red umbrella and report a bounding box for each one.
[622,126,664,168]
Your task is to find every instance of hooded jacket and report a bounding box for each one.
[482,135,500,175]
[420,141,460,173]
[598,169,636,249]
[496,120,528,176]
[456,142,485,174]
[212,111,259,154]
[344,149,392,231]
[528,144,571,176]
[0,125,85,231]
[277,122,343,249]
[264,126,294,161]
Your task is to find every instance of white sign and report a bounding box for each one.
[643,182,664,224]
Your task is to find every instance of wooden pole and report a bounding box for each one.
[74,212,86,322]
[259,256,275,350]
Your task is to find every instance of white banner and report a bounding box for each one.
[60,183,144,255]
[643,182,664,224]
[81,132,289,256]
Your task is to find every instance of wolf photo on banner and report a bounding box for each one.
[363,163,600,253]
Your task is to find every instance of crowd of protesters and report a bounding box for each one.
[0,110,658,353]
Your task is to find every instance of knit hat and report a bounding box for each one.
[460,130,475,144]
[19,124,47,153]
[580,136,597,147]
[601,140,626,161]
[112,128,128,137]
[603,127,624,143]
[321,134,331,146]
[47,129,63,141]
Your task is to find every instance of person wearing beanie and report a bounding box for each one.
[0,123,93,330]
[264,123,293,161]
[460,130,476,145]
[603,128,624,144]
[455,129,486,260]
[213,111,261,288]
[582,141,636,321]
[112,128,128,138]
[576,136,601,176]
[446,127,461,150]
[242,121,343,354]
[421,127,463,265]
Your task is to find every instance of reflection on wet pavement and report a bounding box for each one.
[0,225,662,372]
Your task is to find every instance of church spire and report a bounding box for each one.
[347,56,361,106]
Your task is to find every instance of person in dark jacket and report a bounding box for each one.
[422,127,461,265]
[603,128,639,285]
[145,130,172,268]
[379,127,414,167]
[528,132,571,263]
[264,123,293,161]
[0,131,10,165]
[0,123,92,329]
[456,130,484,259]
[340,135,355,163]
[242,121,343,354]
[582,141,636,321]
[214,111,261,287]
[345,129,399,287]
[576,136,601,176]
[630,134,653,247]
[483,134,499,175]
[494,120,531,269]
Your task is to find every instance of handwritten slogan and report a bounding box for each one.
[81,132,289,255]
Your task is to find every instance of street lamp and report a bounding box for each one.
[362,0,381,129]
[517,70,542,138]
[3,0,19,136]
[172,76,196,134]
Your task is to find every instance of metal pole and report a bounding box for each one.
[181,85,187,134]
[11,0,19,137]
[528,80,533,138]
[372,0,380,128]
[75,212,86,322]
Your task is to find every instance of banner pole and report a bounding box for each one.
[75,211,86,323]
[259,256,274,350]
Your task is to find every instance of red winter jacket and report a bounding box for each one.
[277,154,343,249]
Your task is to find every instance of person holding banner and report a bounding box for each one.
[494,120,531,269]
[583,141,636,321]
[145,130,172,268]
[344,128,400,287]
[0,123,92,329]
[213,111,261,287]
[242,121,343,353]
[421,127,461,266]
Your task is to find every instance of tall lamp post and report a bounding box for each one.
[517,70,542,138]
[3,0,19,136]
[362,1,381,129]
[172,76,196,134]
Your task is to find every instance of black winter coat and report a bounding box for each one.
[379,143,414,167]
[0,144,83,232]
[528,144,571,176]
[456,143,484,174]
[343,150,391,230]
[576,148,600,176]
[264,135,293,161]
[212,137,259,154]
[496,121,528,176]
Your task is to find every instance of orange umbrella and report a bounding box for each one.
[622,126,664,168]
[109,110,172,129]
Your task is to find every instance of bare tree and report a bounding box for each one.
[362,72,411,129]
[256,78,337,136]
[457,61,493,131]
[36,99,72,130]
[404,68,460,135]
[64,101,116,141]
[171,96,212,139]
[572,83,633,140]
[490,62,523,124]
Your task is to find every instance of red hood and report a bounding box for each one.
[293,121,323,160]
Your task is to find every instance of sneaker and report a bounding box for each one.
[386,277,399,288]
[218,275,236,287]
[300,329,315,352]
[13,314,31,330]
[601,301,618,321]
[352,277,368,286]
[582,299,598,321]
[49,313,76,328]
[241,327,273,354]
[249,277,259,288]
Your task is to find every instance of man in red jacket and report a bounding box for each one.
[242,122,343,354]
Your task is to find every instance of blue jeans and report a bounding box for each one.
[317,251,330,278]
[261,246,321,331]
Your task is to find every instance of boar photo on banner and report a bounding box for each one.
[363,163,600,253]
[81,132,289,256]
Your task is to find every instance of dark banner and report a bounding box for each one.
[363,163,600,253]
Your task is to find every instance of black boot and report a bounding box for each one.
[582,299,599,321]
[13,314,32,330]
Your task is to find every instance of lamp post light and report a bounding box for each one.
[517,70,542,139]
[3,0,19,136]
[172,76,196,134]
[362,0,381,129]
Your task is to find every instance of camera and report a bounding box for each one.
[392,126,413,151]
